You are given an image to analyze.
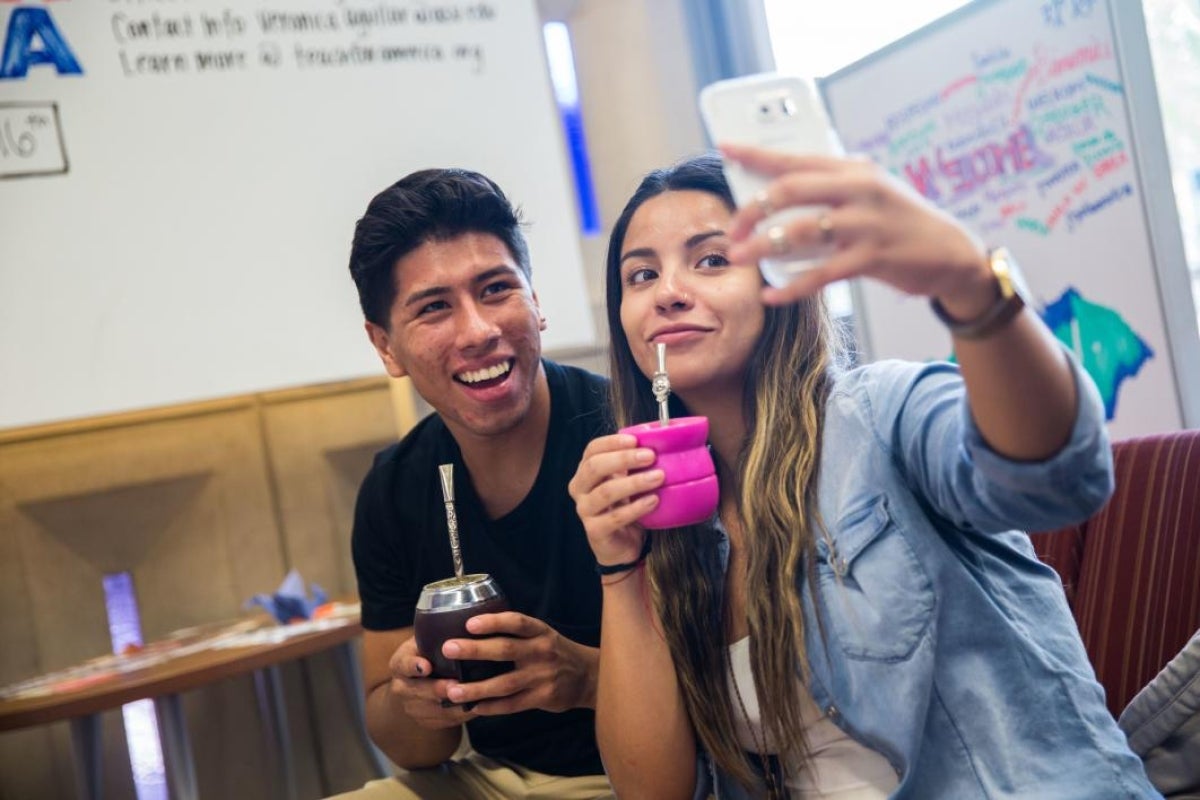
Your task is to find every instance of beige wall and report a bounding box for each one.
[0,2,708,797]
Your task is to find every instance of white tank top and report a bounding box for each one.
[726,636,900,798]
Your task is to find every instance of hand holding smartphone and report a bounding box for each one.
[699,74,844,287]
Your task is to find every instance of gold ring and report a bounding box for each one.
[817,213,835,245]
[754,190,775,219]
[766,224,789,256]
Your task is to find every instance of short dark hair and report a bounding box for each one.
[348,168,531,328]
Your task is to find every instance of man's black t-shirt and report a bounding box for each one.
[351,360,611,778]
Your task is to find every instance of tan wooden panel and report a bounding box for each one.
[261,383,399,600]
[1,408,285,658]
[0,405,291,799]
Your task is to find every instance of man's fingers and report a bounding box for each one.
[390,651,433,679]
[448,681,532,714]
[463,610,547,638]
[445,670,525,706]
[389,673,460,708]
[447,636,524,664]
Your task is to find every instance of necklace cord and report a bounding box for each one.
[726,643,784,799]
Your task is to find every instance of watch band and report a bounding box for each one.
[930,247,1026,340]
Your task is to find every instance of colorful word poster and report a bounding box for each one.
[824,0,1188,436]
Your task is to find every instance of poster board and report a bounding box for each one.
[822,0,1200,437]
[0,1,594,429]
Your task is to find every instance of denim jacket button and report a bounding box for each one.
[826,705,839,720]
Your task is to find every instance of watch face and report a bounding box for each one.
[993,247,1030,304]
[930,246,1028,339]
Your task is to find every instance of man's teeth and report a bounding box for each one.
[458,361,512,384]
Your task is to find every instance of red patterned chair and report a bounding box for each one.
[1029,428,1200,718]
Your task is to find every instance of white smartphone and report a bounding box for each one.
[699,73,844,287]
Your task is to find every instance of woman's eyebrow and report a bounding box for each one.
[685,230,725,249]
[619,247,656,266]
[621,230,726,267]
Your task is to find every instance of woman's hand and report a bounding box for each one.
[568,433,663,566]
[723,143,997,318]
[720,145,1083,461]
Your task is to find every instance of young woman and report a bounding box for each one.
[568,149,1158,799]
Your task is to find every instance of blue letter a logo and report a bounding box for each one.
[2,8,84,79]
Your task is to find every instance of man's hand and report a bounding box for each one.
[439,611,599,715]
[386,635,477,729]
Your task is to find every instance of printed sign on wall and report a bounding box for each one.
[0,1,592,429]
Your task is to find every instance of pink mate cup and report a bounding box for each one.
[620,416,718,529]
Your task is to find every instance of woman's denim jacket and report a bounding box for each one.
[697,357,1160,799]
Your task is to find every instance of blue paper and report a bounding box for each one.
[245,569,328,624]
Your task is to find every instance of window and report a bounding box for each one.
[543,22,601,236]
[1143,0,1200,317]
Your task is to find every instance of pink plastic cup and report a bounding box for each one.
[620,416,718,529]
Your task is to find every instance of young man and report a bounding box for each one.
[333,169,613,799]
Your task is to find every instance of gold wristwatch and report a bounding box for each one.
[930,246,1027,340]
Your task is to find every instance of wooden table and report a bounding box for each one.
[0,616,390,800]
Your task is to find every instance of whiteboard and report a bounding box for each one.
[0,1,594,430]
[822,0,1200,437]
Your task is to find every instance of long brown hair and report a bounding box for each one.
[604,154,843,789]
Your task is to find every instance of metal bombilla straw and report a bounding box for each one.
[652,342,671,426]
[438,463,465,581]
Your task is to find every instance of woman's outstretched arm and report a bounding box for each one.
[723,143,1080,461]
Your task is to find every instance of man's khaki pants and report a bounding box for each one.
[326,752,614,800]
